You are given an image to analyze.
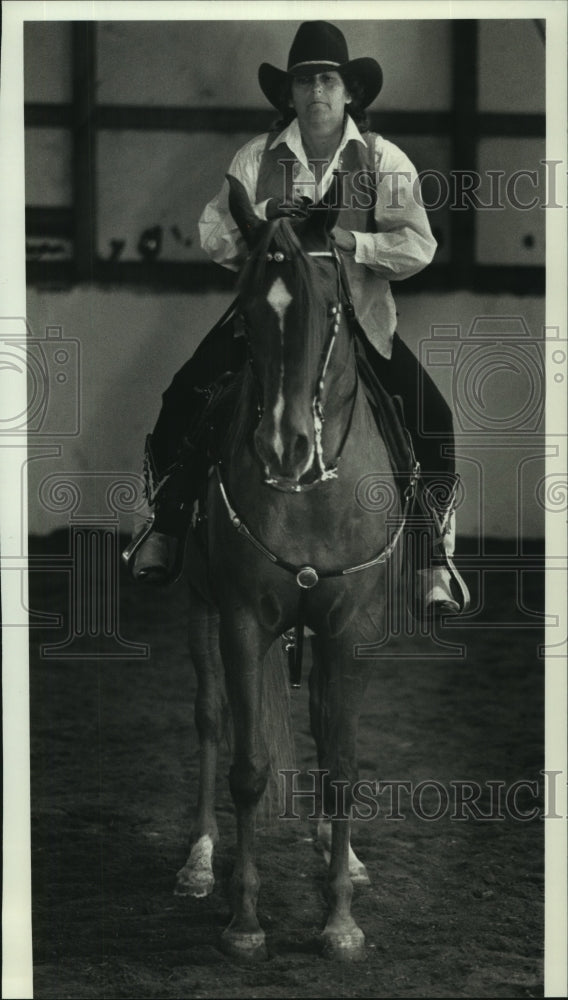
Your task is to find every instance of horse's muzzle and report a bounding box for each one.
[254,416,314,486]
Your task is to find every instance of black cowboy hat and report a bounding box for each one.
[258,21,383,111]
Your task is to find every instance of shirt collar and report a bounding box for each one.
[269,115,366,168]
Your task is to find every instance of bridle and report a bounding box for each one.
[239,244,357,493]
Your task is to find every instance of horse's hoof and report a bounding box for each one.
[174,864,215,898]
[349,862,371,886]
[321,926,366,962]
[220,928,267,963]
[174,835,215,898]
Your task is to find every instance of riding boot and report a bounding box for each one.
[412,475,471,620]
[122,434,204,585]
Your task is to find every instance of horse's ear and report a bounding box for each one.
[309,171,342,236]
[226,174,261,247]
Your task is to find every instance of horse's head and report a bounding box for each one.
[228,174,353,491]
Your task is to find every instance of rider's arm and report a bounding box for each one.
[351,137,437,280]
[198,135,269,271]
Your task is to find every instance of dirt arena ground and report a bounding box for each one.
[28,533,544,998]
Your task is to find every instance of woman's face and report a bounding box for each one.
[290,71,351,138]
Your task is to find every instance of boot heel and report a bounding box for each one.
[133,530,186,586]
[122,516,155,572]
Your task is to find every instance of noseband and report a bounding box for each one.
[240,245,357,494]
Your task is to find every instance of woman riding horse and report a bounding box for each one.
[124,20,469,620]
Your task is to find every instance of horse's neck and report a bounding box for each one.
[318,339,360,460]
[341,376,392,478]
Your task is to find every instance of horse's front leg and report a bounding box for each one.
[219,609,273,962]
[310,637,371,886]
[314,634,373,961]
[176,587,227,898]
[314,817,371,885]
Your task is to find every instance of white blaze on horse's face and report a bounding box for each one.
[265,277,290,466]
[259,274,315,480]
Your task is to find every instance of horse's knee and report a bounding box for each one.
[229,756,269,807]
[194,689,228,743]
[321,763,359,818]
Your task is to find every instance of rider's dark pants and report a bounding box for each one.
[150,317,455,481]
[151,318,246,473]
[357,331,455,480]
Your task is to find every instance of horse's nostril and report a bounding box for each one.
[293,434,310,464]
[255,422,313,480]
[254,430,272,468]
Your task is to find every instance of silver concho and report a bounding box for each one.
[296,565,319,589]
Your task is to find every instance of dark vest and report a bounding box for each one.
[256,130,378,232]
[255,128,397,359]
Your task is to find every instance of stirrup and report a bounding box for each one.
[409,474,470,622]
[419,558,471,621]
[122,514,155,571]
[122,512,189,585]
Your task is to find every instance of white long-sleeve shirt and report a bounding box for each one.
[199,117,437,357]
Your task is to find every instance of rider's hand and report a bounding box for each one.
[332,227,357,254]
[266,198,311,220]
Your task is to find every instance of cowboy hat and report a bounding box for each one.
[258,21,383,111]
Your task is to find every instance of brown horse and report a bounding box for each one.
[175,176,410,961]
